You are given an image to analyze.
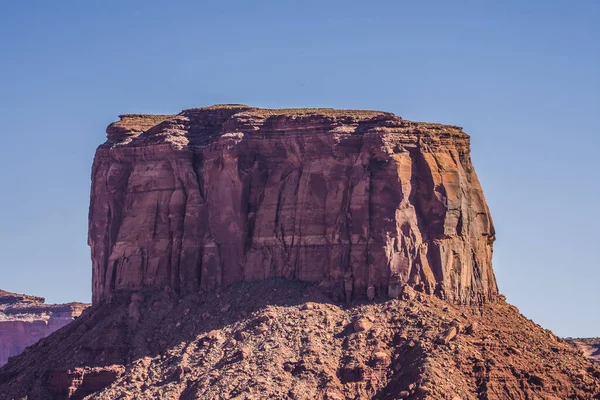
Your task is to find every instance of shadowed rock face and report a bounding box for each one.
[0,290,88,366]
[89,105,497,305]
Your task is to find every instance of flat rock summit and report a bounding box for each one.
[1,105,598,399]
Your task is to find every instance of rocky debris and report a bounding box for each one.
[400,285,417,302]
[89,105,497,306]
[353,318,373,333]
[435,325,458,345]
[465,322,478,335]
[45,365,125,400]
[0,289,88,366]
[0,279,598,399]
[566,338,600,364]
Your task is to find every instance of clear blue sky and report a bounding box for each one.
[0,0,598,337]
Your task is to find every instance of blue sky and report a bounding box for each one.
[0,0,598,337]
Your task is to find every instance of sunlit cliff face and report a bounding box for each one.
[89,105,497,305]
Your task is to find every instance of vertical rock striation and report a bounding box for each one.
[89,105,497,305]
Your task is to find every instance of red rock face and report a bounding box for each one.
[0,290,88,366]
[45,365,125,399]
[89,105,497,305]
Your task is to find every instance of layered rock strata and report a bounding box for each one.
[0,290,88,366]
[89,105,497,305]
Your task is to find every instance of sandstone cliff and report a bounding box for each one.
[89,105,497,305]
[0,290,88,366]
[0,105,598,399]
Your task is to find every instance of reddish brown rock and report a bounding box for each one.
[0,280,598,399]
[566,338,600,364]
[45,365,125,400]
[435,326,458,345]
[89,105,497,305]
[353,317,373,333]
[0,290,88,366]
[3,105,593,399]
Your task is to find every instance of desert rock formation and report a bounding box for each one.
[0,290,88,366]
[566,338,600,364]
[89,105,497,305]
[0,280,599,399]
[2,105,597,399]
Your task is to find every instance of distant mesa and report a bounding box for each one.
[0,289,88,366]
